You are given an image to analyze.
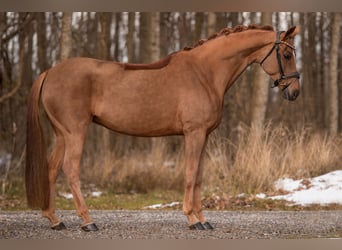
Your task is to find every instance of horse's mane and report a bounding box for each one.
[183,24,274,51]
[122,24,274,70]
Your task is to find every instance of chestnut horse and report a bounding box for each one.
[26,25,300,231]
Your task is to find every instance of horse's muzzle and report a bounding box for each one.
[282,88,299,101]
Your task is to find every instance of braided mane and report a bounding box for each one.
[183,24,274,51]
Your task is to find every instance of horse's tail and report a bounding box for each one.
[25,71,50,210]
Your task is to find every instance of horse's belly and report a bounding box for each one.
[93,104,182,136]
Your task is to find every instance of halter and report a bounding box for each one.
[260,31,300,89]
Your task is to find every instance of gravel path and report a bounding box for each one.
[1,210,342,239]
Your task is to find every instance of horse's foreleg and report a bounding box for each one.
[192,137,214,230]
[62,133,98,232]
[183,129,207,230]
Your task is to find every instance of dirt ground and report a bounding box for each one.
[1,210,342,239]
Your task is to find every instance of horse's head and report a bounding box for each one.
[260,26,300,101]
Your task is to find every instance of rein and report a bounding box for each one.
[260,31,300,90]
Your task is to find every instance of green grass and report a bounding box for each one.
[56,190,183,210]
[0,185,183,211]
[3,183,342,212]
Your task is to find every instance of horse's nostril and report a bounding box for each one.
[293,89,299,99]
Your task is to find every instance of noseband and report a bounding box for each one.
[260,31,300,89]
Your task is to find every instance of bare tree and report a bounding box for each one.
[193,12,204,44]
[150,13,160,61]
[127,12,136,62]
[178,13,192,50]
[328,13,341,136]
[36,13,47,73]
[60,12,72,61]
[139,12,160,63]
[207,12,216,36]
[139,12,151,63]
[97,12,111,60]
[0,13,33,103]
[159,12,171,58]
[250,12,272,133]
[113,13,121,61]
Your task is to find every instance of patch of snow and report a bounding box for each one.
[91,191,102,197]
[59,190,102,199]
[274,178,306,192]
[144,201,180,209]
[59,192,73,199]
[237,193,246,198]
[270,170,342,206]
[256,193,266,199]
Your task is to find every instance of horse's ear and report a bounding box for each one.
[283,26,300,40]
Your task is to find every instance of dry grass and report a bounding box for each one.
[79,123,341,196]
[82,137,185,193]
[204,123,342,195]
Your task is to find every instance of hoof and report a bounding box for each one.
[51,222,67,230]
[202,222,214,230]
[81,223,99,232]
[189,222,205,230]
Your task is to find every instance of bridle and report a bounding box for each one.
[260,31,300,90]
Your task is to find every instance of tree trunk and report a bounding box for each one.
[228,12,240,27]
[207,12,216,36]
[60,12,72,61]
[113,13,121,61]
[319,12,328,129]
[97,12,111,60]
[150,13,160,61]
[250,12,272,133]
[139,12,160,63]
[159,12,171,58]
[328,13,341,136]
[36,12,47,73]
[216,13,229,31]
[139,12,152,63]
[178,13,192,50]
[193,12,204,43]
[127,12,136,62]
[0,12,8,93]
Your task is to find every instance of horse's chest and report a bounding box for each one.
[181,94,223,131]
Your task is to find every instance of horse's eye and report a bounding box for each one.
[284,53,292,60]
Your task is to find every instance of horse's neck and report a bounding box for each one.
[192,31,274,101]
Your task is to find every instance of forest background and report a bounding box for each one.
[0,12,341,199]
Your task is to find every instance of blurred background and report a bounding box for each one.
[0,12,341,198]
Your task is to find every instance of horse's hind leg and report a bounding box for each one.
[42,135,66,230]
[62,131,98,232]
